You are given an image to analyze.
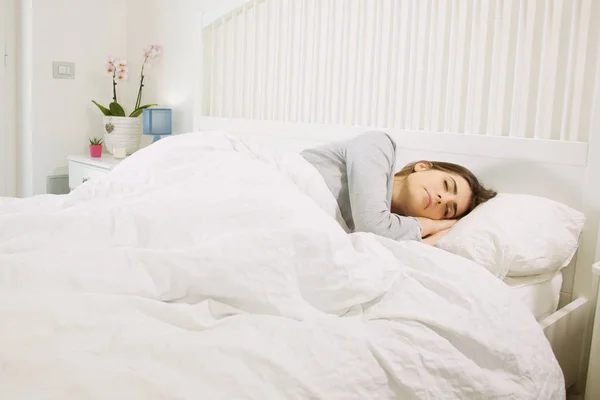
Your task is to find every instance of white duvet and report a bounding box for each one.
[0,132,564,399]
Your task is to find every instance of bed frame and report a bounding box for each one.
[191,0,600,396]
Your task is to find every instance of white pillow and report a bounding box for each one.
[434,194,585,279]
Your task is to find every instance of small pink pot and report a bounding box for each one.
[89,145,103,158]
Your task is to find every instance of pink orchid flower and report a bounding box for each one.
[144,45,162,60]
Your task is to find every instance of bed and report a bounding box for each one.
[2,0,600,399]
[505,273,564,321]
[0,132,574,399]
[191,120,597,396]
[193,0,600,396]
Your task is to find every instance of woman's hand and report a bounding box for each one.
[416,217,457,238]
[423,228,452,245]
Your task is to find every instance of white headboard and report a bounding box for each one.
[199,0,600,142]
[193,0,600,388]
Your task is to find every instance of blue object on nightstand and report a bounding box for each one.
[143,108,172,143]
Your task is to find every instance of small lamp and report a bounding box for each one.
[143,108,172,143]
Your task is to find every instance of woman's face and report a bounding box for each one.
[394,163,473,220]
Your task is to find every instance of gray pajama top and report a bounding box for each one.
[301,131,422,241]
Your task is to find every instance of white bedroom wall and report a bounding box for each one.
[0,0,8,196]
[0,0,17,198]
[126,0,203,143]
[19,0,206,196]
[20,0,128,196]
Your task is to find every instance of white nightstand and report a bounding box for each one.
[67,154,123,190]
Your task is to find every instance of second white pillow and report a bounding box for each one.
[435,194,585,279]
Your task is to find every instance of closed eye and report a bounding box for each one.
[450,177,458,195]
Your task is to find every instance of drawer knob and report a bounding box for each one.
[82,178,89,183]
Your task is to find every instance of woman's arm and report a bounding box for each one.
[345,132,424,241]
[423,227,452,245]
[416,217,457,237]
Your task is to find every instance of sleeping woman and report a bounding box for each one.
[301,131,497,245]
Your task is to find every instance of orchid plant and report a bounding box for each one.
[92,45,162,118]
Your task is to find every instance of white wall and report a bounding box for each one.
[126,0,203,141]
[19,0,33,196]
[0,0,8,195]
[1,0,17,197]
[19,0,210,196]
[21,0,127,196]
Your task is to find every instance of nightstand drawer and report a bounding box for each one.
[68,161,111,189]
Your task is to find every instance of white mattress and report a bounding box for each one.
[504,272,563,320]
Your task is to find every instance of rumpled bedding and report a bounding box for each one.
[0,132,564,399]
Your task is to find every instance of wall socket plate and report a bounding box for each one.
[53,61,75,79]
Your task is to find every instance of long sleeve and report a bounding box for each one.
[345,132,423,241]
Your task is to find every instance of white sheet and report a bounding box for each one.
[505,272,563,321]
[0,132,564,399]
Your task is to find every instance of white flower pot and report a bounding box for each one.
[102,116,141,155]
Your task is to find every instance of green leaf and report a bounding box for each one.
[109,102,126,117]
[129,104,158,118]
[89,137,103,145]
[92,100,112,116]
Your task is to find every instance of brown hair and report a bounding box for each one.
[396,161,497,216]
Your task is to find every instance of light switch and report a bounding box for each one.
[53,62,75,79]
